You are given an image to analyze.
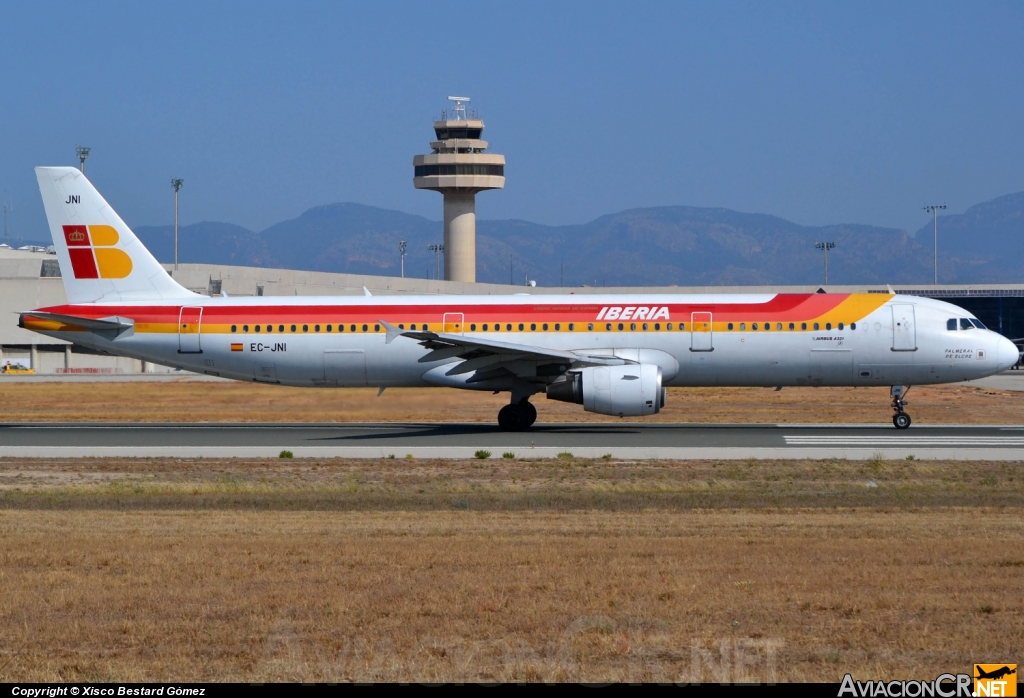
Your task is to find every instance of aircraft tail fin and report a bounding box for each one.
[34,166,197,304]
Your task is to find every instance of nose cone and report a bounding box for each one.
[997,335,1020,373]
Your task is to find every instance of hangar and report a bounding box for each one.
[3,243,1023,373]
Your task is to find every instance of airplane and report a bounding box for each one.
[975,666,1016,681]
[19,166,1019,431]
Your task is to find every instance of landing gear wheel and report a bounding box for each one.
[893,412,911,430]
[519,400,537,427]
[498,404,531,432]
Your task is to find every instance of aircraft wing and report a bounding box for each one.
[380,320,626,382]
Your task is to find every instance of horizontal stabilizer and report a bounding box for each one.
[19,311,134,333]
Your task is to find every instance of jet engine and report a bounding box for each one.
[546,364,664,416]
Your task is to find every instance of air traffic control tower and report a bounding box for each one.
[413,97,505,282]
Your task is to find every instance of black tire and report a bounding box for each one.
[498,404,530,432]
[893,412,912,430]
[520,400,538,427]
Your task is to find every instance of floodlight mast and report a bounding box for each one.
[924,203,946,285]
[815,241,836,285]
[399,240,407,278]
[171,179,184,271]
[76,146,90,173]
[427,243,444,279]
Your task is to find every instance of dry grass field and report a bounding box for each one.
[1,457,1022,682]
[1,379,1023,424]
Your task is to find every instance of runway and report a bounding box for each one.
[2,422,1024,460]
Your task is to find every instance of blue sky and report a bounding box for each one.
[1,1,1022,240]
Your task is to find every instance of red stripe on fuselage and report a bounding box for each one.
[32,294,854,325]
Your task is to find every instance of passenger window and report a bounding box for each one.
[350,324,356,332]
[231,325,237,333]
[788,323,794,331]
[630,323,636,331]
[605,323,612,331]
[752,323,758,330]
[278,325,284,333]
[825,323,832,330]
[654,323,660,330]
[740,323,746,330]
[850,323,856,330]
[776,323,782,331]
[506,324,511,331]
[554,323,560,331]
[679,323,685,331]
[618,323,624,331]
[764,323,770,331]
[586,323,593,331]
[642,323,648,331]
[813,323,819,330]
[339,324,345,332]
[423,324,429,331]
[838,322,844,330]
[728,323,734,330]
[666,323,673,330]
[374,324,380,332]
[361,324,368,332]
[801,323,807,330]
[303,325,309,332]
[568,323,574,331]
[519,323,524,331]
[947,319,957,331]
[960,318,974,330]
[470,323,476,331]
[314,325,320,332]
[255,325,261,333]
[267,325,274,333]
[243,325,249,332]
[327,325,332,332]
[290,325,297,332]
[482,324,487,331]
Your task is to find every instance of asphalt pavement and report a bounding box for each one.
[2,422,1023,460]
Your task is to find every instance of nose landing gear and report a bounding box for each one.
[891,386,912,429]
[497,399,537,432]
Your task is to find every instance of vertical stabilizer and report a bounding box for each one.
[34,166,197,303]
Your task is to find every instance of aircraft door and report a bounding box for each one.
[443,312,465,334]
[690,312,713,352]
[323,350,367,387]
[891,304,917,351]
[178,306,203,353]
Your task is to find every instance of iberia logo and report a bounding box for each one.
[975,664,1017,697]
[62,225,133,279]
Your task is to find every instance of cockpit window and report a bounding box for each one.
[971,318,986,329]
[960,318,975,330]
[947,319,957,331]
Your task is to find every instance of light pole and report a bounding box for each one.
[815,241,836,285]
[171,179,184,271]
[399,241,407,278]
[924,203,946,285]
[428,243,444,280]
[76,146,90,173]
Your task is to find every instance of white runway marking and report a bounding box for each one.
[785,436,1024,446]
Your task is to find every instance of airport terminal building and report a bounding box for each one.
[3,243,1024,373]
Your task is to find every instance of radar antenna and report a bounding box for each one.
[446,96,470,121]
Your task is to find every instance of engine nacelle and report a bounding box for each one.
[546,364,664,416]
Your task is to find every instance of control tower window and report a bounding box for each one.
[415,164,505,177]
[434,127,483,140]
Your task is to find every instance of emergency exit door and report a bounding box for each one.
[178,306,203,353]
[691,312,713,351]
[443,312,465,334]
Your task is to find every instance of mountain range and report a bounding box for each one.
[127,191,1024,287]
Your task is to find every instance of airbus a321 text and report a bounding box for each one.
[21,167,1018,430]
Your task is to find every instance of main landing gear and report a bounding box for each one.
[891,385,912,430]
[498,398,537,432]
